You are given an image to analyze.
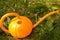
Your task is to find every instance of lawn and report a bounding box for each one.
[0,0,60,40]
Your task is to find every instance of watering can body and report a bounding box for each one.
[8,16,33,38]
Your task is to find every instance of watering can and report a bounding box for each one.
[0,10,59,38]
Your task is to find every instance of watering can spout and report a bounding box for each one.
[33,10,59,28]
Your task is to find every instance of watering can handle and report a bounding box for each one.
[0,13,20,33]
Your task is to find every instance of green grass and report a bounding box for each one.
[0,0,60,40]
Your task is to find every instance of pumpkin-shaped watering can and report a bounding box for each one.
[0,10,59,38]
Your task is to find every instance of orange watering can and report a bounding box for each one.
[0,10,59,38]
